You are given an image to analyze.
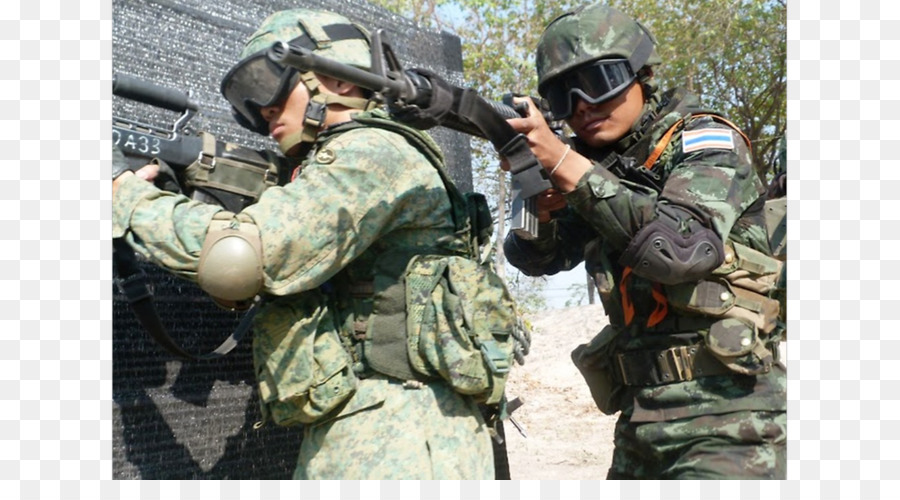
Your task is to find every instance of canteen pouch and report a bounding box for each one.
[254,297,359,426]
[404,254,517,405]
[571,324,625,415]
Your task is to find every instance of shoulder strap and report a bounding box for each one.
[643,113,753,169]
[113,238,258,361]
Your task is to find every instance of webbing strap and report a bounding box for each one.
[614,344,732,386]
[619,266,668,328]
[113,238,258,361]
[644,113,752,169]
[451,87,554,199]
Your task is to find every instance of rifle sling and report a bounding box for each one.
[113,237,256,361]
[450,87,552,199]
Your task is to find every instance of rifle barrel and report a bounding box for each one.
[270,41,407,98]
[113,74,198,113]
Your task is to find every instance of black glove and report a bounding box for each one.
[388,68,456,129]
[112,145,135,180]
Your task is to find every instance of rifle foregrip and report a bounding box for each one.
[113,74,198,113]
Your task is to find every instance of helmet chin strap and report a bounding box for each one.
[276,71,377,155]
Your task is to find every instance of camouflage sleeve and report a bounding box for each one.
[112,175,225,280]
[504,208,595,276]
[563,161,660,252]
[660,116,764,240]
[563,116,763,253]
[242,126,452,295]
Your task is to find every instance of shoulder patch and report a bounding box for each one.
[682,128,735,154]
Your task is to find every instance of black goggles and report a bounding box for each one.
[541,59,636,120]
[220,51,299,134]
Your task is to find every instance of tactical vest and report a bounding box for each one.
[576,89,785,387]
[320,110,522,405]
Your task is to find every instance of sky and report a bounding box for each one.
[542,261,589,310]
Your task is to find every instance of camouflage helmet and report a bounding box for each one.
[221,9,374,152]
[241,9,371,69]
[536,4,660,95]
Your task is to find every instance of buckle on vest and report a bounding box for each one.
[616,345,700,386]
[661,345,694,382]
[116,271,153,303]
[198,151,216,170]
[479,339,510,374]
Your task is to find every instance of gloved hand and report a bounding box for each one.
[112,145,135,180]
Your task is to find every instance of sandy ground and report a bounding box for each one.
[503,304,617,480]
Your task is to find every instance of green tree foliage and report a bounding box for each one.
[614,0,787,180]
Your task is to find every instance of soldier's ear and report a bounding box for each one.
[316,75,359,96]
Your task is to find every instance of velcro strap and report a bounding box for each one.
[614,344,731,386]
[289,23,368,51]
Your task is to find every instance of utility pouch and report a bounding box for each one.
[184,132,280,211]
[571,324,625,415]
[666,241,783,334]
[704,318,773,375]
[665,241,783,376]
[404,254,517,405]
[254,299,358,426]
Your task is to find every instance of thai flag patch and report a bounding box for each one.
[682,128,735,153]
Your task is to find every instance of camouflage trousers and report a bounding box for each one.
[295,374,495,479]
[606,408,786,479]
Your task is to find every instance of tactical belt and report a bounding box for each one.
[613,343,732,386]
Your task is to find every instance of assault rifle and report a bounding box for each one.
[268,30,558,240]
[113,74,287,361]
[113,74,287,214]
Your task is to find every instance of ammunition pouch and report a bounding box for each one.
[255,295,360,427]
[364,252,520,405]
[665,240,784,375]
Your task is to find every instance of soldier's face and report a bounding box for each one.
[567,81,644,148]
[260,81,311,155]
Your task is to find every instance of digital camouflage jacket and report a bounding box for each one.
[113,109,466,424]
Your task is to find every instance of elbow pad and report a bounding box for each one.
[198,213,264,309]
[620,204,724,285]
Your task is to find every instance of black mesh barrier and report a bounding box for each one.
[113,0,475,479]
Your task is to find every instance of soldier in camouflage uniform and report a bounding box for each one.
[502,4,786,479]
[112,9,495,479]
